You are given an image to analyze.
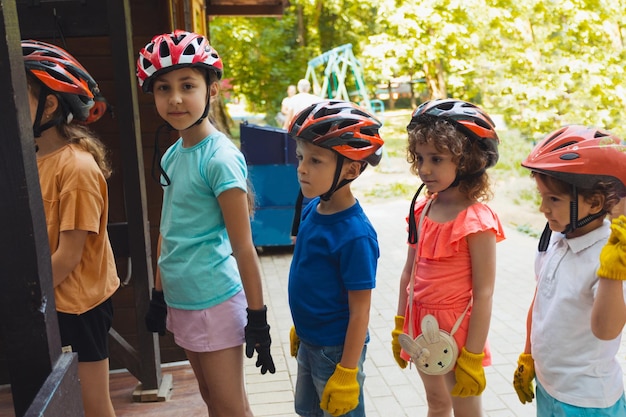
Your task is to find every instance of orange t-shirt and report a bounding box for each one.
[37,144,120,314]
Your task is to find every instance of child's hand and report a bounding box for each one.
[597,215,626,280]
[245,306,276,374]
[391,316,407,368]
[513,353,535,404]
[145,288,167,336]
[289,326,300,357]
[451,347,486,397]
[320,364,360,416]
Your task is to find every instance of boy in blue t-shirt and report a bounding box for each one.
[287,100,384,417]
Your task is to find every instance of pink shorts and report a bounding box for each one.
[166,290,247,353]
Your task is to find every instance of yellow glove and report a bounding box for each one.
[320,364,360,416]
[289,326,300,358]
[451,347,486,397]
[513,353,535,404]
[391,316,408,369]
[598,215,626,280]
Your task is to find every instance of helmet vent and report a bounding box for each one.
[172,32,186,44]
[159,42,171,59]
[350,109,372,118]
[560,152,580,160]
[361,127,378,137]
[553,141,577,151]
[141,57,153,71]
[474,118,493,129]
[436,102,455,111]
[183,44,196,56]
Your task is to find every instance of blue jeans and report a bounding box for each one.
[537,380,626,416]
[294,341,367,417]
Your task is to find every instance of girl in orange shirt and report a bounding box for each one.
[23,40,119,417]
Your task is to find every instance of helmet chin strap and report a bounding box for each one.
[182,85,211,131]
[291,157,365,237]
[33,89,62,139]
[320,156,349,201]
[537,185,606,252]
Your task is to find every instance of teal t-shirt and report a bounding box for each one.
[158,131,247,310]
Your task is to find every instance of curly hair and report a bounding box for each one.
[407,118,494,202]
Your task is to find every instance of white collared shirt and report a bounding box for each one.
[532,219,626,408]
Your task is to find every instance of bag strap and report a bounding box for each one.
[407,198,472,339]
[407,199,431,339]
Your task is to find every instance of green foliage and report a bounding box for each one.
[209,0,626,140]
[363,181,415,200]
[492,130,535,177]
[378,110,412,158]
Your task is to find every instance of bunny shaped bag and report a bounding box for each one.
[399,308,470,375]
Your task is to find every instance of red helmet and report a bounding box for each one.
[288,100,384,166]
[408,99,500,168]
[22,39,97,122]
[522,125,626,196]
[136,30,223,93]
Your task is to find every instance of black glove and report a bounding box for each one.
[245,306,276,374]
[145,288,167,336]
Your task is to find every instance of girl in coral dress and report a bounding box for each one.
[391,99,505,417]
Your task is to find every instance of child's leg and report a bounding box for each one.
[78,359,116,417]
[443,372,483,417]
[186,346,253,417]
[418,371,452,417]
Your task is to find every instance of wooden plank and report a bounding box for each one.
[23,353,83,417]
[16,1,109,38]
[105,0,163,392]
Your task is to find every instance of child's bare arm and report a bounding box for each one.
[592,216,626,339]
[218,187,264,309]
[341,289,372,368]
[591,280,626,340]
[51,229,88,287]
[466,230,497,354]
[397,246,415,316]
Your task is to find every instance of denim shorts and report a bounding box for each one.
[536,380,626,416]
[294,341,367,417]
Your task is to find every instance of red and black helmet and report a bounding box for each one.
[288,100,384,166]
[136,30,223,93]
[408,99,500,168]
[22,39,97,122]
[522,125,626,196]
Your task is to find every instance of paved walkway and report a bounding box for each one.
[245,198,626,417]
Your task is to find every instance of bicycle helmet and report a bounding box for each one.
[522,125,626,251]
[22,39,96,124]
[407,99,500,168]
[522,125,626,195]
[288,101,385,236]
[136,29,223,93]
[288,100,384,166]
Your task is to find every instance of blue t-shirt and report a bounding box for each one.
[159,131,247,310]
[288,197,379,346]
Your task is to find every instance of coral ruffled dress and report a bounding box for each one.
[401,197,505,365]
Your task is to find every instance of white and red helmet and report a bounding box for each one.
[136,30,223,93]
